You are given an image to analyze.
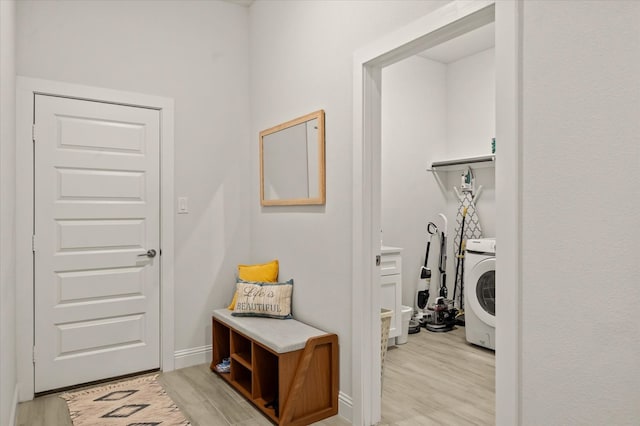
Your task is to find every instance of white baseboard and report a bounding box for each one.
[173,345,211,370]
[9,384,19,426]
[338,391,353,423]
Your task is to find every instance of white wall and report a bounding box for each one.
[445,48,495,160]
[381,56,447,308]
[16,0,251,362]
[0,0,17,423]
[249,0,449,407]
[520,1,640,424]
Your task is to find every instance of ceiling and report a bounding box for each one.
[418,22,495,64]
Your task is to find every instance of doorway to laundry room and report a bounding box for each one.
[352,1,521,423]
[377,9,497,426]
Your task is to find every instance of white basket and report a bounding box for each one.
[380,308,393,386]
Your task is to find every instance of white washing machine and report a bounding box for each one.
[464,238,496,350]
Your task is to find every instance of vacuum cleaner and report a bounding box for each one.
[416,221,437,327]
[419,213,457,333]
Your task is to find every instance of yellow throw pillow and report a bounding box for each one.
[228,259,279,310]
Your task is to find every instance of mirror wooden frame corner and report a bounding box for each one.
[259,109,325,206]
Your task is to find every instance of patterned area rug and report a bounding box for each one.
[61,374,191,426]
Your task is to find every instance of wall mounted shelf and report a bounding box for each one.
[428,154,495,172]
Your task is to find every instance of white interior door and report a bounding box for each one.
[33,94,161,392]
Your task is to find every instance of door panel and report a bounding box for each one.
[56,219,145,250]
[34,95,160,392]
[57,169,145,200]
[56,115,145,152]
[57,314,146,356]
[57,267,144,303]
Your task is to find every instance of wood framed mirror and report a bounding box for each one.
[260,110,325,206]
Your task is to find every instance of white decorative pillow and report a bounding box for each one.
[231,279,293,319]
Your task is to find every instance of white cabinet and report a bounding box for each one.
[380,246,402,342]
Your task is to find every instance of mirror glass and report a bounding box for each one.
[260,110,325,206]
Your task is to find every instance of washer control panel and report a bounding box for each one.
[466,238,496,255]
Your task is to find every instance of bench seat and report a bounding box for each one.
[212,308,327,353]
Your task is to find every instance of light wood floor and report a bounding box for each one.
[381,326,495,425]
[17,326,493,426]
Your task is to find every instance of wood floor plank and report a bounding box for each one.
[157,369,232,425]
[43,396,73,426]
[16,396,45,426]
[231,415,274,426]
[182,364,256,414]
[311,416,352,426]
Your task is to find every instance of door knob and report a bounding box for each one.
[138,249,157,258]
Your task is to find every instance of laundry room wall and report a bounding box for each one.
[15,0,251,367]
[248,0,450,414]
[381,55,447,309]
[519,1,640,424]
[0,0,17,423]
[445,48,495,160]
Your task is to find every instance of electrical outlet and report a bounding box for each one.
[178,197,189,214]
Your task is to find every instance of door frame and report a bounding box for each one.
[16,77,175,401]
[351,1,521,424]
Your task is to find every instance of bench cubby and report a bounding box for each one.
[210,309,339,426]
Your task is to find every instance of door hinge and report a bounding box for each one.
[32,235,36,253]
[32,124,36,142]
[376,255,381,266]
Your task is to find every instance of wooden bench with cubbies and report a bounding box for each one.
[210,308,339,426]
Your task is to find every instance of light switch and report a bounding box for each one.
[178,197,189,214]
